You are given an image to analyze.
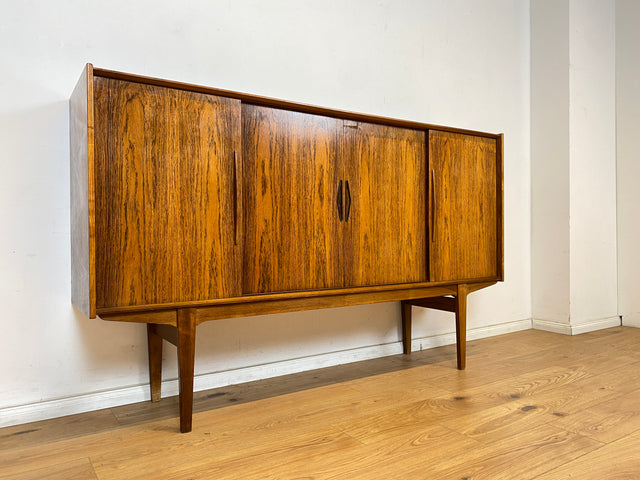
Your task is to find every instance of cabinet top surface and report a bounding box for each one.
[88,64,501,139]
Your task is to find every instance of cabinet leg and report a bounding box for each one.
[147,324,163,403]
[455,284,470,370]
[401,301,412,354]
[177,308,197,433]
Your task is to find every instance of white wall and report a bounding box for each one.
[616,0,640,327]
[531,0,619,334]
[0,0,531,426]
[569,0,617,326]
[531,0,571,325]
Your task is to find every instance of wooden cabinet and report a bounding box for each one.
[70,64,503,432]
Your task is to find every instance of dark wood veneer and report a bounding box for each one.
[428,130,499,282]
[93,77,242,308]
[91,67,499,139]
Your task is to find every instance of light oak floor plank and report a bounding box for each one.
[406,424,603,480]
[551,388,640,444]
[534,429,640,479]
[0,457,98,480]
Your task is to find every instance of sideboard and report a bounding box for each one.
[70,64,503,433]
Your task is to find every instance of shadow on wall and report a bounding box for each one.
[72,305,149,379]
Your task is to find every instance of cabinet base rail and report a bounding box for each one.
[131,282,494,433]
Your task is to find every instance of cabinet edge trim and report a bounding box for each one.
[91,66,501,139]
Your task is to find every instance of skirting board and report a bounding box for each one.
[622,313,640,328]
[532,316,621,335]
[0,318,532,429]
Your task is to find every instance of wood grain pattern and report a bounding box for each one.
[74,66,503,320]
[93,77,242,308]
[401,301,412,354]
[342,121,427,287]
[440,400,557,443]
[95,281,463,317]
[5,327,640,478]
[92,66,501,140]
[218,426,478,480]
[70,63,96,318]
[96,283,461,325]
[0,457,98,480]
[100,309,177,326]
[242,104,343,294]
[242,109,428,294]
[455,283,469,370]
[552,389,640,444]
[408,296,457,311]
[415,424,601,480]
[177,309,196,433]
[146,324,163,403]
[535,430,640,479]
[497,133,505,280]
[193,285,461,324]
[429,130,499,282]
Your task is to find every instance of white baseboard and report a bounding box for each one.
[622,313,640,328]
[533,316,621,335]
[411,318,532,351]
[0,319,531,429]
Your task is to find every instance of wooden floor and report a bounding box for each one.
[2,326,640,479]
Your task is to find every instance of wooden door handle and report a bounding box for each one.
[337,180,344,221]
[431,169,436,243]
[234,151,240,245]
[344,180,351,221]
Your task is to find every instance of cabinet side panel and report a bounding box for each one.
[94,78,242,308]
[242,105,343,294]
[70,64,96,318]
[497,133,504,281]
[429,130,498,282]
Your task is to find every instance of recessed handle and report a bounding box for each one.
[345,180,351,222]
[234,151,240,245]
[431,168,436,243]
[337,180,344,221]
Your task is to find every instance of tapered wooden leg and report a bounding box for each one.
[455,284,470,370]
[147,324,163,403]
[177,308,197,433]
[401,301,412,354]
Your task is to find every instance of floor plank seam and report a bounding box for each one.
[529,435,608,480]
